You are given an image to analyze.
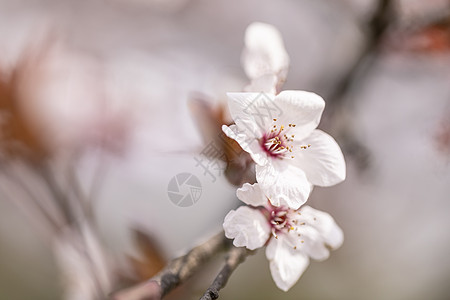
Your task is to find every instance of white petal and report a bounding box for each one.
[265,236,309,291]
[299,206,344,250]
[274,90,325,140]
[222,124,268,165]
[223,206,270,250]
[292,129,346,187]
[256,163,311,209]
[236,183,267,207]
[242,22,289,81]
[227,92,282,134]
[287,226,331,261]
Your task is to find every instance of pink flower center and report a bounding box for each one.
[263,202,308,249]
[262,204,292,237]
[260,119,310,159]
[270,207,290,232]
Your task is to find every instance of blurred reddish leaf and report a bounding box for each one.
[434,114,450,155]
[0,48,51,160]
[188,93,256,186]
[128,228,166,281]
[387,15,450,53]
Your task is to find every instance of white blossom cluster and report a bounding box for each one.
[222,22,346,291]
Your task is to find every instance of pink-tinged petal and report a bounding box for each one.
[236,183,267,207]
[274,90,325,140]
[227,92,275,131]
[256,163,311,209]
[292,129,346,187]
[265,236,309,291]
[299,206,344,250]
[223,206,270,250]
[242,22,289,81]
[227,92,283,136]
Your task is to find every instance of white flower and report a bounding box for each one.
[242,22,290,94]
[223,183,343,291]
[222,91,346,209]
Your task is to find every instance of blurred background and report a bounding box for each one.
[1,0,450,299]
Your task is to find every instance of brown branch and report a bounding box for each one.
[33,161,77,225]
[200,246,253,300]
[325,0,394,115]
[0,162,61,234]
[320,0,395,170]
[112,232,230,300]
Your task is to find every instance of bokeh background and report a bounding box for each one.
[1,0,450,299]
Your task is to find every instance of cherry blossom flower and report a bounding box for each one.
[242,22,290,94]
[223,183,343,291]
[222,91,346,209]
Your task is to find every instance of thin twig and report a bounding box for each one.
[34,161,109,298]
[0,161,62,231]
[34,161,77,225]
[200,246,253,300]
[112,232,230,300]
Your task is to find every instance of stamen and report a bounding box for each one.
[261,122,297,159]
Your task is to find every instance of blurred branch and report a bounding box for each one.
[0,161,61,234]
[66,161,95,220]
[326,0,394,115]
[112,232,230,300]
[35,162,77,225]
[200,246,253,300]
[321,0,395,169]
